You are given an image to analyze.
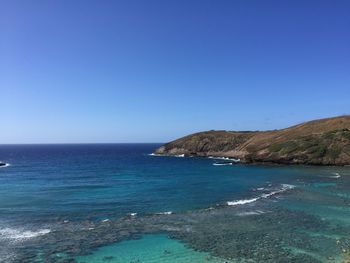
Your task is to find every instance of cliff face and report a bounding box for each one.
[155,116,350,166]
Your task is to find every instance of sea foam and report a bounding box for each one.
[209,156,240,162]
[0,163,10,168]
[227,197,259,206]
[148,153,162,156]
[0,227,50,241]
[330,172,341,179]
[227,184,295,206]
[213,162,233,166]
[148,153,185,158]
[155,211,173,215]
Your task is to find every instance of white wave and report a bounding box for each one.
[227,184,295,206]
[149,153,187,158]
[330,172,341,179]
[227,197,259,206]
[0,227,50,241]
[102,219,110,222]
[208,156,231,160]
[149,153,185,158]
[256,187,265,191]
[0,163,10,168]
[129,213,137,217]
[261,184,295,198]
[213,162,233,166]
[155,211,173,215]
[208,156,240,162]
[148,153,162,156]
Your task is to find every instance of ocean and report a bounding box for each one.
[0,144,350,262]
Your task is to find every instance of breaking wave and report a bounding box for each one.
[155,211,173,215]
[148,153,185,158]
[0,227,51,241]
[330,172,341,179]
[0,163,10,168]
[148,153,162,156]
[227,184,295,206]
[227,197,259,206]
[208,156,240,162]
[213,162,233,166]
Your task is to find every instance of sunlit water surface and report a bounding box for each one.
[0,144,349,262]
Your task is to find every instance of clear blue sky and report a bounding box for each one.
[1,0,349,143]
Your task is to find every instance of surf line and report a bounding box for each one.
[227,184,295,206]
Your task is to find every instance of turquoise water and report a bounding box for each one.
[76,234,228,263]
[0,144,350,262]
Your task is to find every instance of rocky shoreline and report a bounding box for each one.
[155,116,350,166]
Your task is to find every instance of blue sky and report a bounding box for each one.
[1,0,349,143]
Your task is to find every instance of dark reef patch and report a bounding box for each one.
[11,186,350,263]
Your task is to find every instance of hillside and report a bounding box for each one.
[155,116,350,165]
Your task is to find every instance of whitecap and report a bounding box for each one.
[213,162,233,166]
[155,211,173,215]
[208,156,240,162]
[148,153,162,156]
[227,184,295,206]
[0,227,50,241]
[149,153,185,158]
[261,184,295,198]
[330,172,341,179]
[0,163,10,168]
[227,197,259,206]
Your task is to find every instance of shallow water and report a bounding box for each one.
[76,234,228,263]
[0,144,350,262]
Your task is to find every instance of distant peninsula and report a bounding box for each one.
[155,116,350,166]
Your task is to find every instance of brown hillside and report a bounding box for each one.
[155,116,350,166]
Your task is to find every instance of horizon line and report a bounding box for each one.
[0,142,164,145]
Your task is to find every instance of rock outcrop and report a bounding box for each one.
[155,116,350,166]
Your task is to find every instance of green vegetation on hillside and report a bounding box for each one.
[156,116,350,165]
[268,129,349,161]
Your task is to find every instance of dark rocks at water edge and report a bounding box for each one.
[155,115,350,166]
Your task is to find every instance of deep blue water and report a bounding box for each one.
[1,144,350,262]
[0,143,297,224]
